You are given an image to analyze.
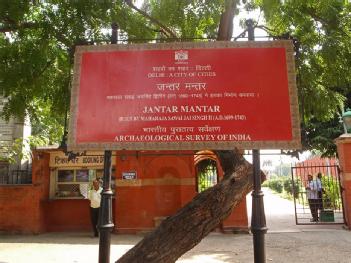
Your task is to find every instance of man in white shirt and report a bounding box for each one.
[88,179,102,237]
[306,174,319,222]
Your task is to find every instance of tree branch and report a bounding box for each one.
[0,22,38,33]
[124,0,178,39]
[304,7,350,39]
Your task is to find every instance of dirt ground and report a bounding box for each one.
[1,189,350,263]
[1,229,351,263]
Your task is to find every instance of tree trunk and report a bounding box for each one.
[217,0,239,40]
[116,149,265,263]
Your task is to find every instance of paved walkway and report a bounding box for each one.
[1,189,350,263]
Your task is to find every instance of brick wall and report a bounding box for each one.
[0,152,49,233]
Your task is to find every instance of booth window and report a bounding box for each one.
[52,167,115,199]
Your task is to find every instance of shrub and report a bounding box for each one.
[320,175,342,209]
[268,178,283,193]
[282,177,300,198]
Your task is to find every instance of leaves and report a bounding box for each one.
[0,0,228,146]
[255,0,351,156]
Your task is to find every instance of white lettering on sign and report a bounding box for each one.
[49,152,116,168]
[143,106,179,114]
[195,65,211,71]
[156,83,180,91]
[180,105,220,113]
[113,134,251,142]
[141,105,221,114]
[122,171,137,180]
[185,83,206,90]
[170,127,194,134]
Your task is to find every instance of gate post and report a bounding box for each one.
[335,135,351,229]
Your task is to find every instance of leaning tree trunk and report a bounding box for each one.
[116,149,265,263]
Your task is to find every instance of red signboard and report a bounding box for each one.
[68,41,300,151]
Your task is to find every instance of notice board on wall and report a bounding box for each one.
[68,41,301,151]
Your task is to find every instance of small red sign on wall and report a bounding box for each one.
[68,41,300,151]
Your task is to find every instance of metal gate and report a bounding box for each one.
[196,159,218,193]
[291,164,345,225]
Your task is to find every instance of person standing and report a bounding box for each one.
[88,179,102,237]
[316,173,323,211]
[306,174,319,222]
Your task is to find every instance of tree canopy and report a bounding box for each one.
[1,0,350,156]
[0,0,226,145]
[254,0,351,155]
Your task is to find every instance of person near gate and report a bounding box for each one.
[306,174,319,222]
[316,173,324,211]
[88,179,102,237]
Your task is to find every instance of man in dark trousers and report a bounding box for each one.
[306,174,319,222]
[88,179,102,237]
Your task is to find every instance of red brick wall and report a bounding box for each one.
[44,199,91,231]
[115,151,196,233]
[0,150,249,233]
[115,151,248,233]
[0,185,42,233]
[222,199,248,232]
[0,151,49,233]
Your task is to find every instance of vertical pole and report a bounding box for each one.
[246,19,267,263]
[98,22,118,263]
[99,150,114,263]
[291,166,299,225]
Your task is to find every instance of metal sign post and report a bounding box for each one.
[246,19,268,263]
[98,23,118,263]
[98,150,114,263]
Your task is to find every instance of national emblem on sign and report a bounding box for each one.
[175,50,188,61]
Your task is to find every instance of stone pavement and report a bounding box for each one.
[1,189,350,263]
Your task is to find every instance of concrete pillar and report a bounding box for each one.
[335,135,351,229]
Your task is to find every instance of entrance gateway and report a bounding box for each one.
[68,40,300,262]
[291,163,345,225]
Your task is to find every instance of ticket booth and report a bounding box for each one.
[43,149,116,232]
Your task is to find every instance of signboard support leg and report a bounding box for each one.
[251,149,267,263]
[98,22,118,263]
[246,19,267,263]
[98,150,114,263]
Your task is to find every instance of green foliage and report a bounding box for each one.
[197,159,217,192]
[254,0,351,156]
[0,135,48,163]
[267,177,284,193]
[283,177,300,198]
[305,116,343,157]
[265,176,300,198]
[0,0,228,145]
[149,0,224,39]
[320,174,342,209]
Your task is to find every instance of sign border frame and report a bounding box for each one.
[68,40,301,151]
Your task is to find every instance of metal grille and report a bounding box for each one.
[196,159,218,192]
[0,162,32,185]
[291,164,345,225]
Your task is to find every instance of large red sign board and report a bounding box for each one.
[68,41,301,151]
